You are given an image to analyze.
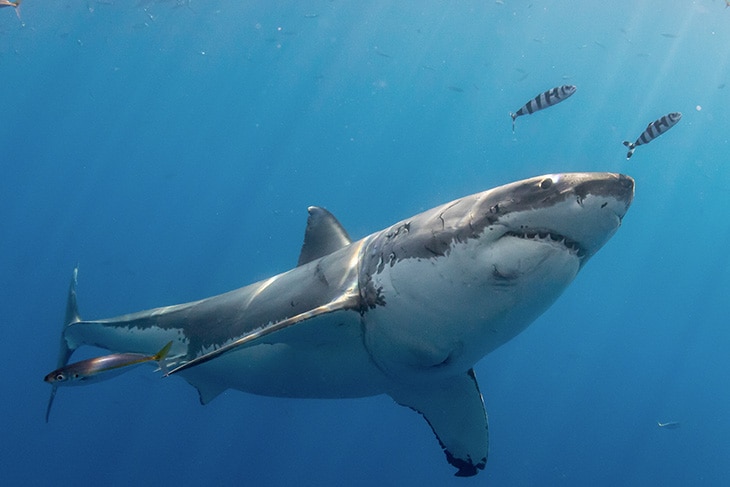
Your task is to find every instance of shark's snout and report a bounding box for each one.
[575,172,634,213]
[610,173,634,216]
[487,173,635,264]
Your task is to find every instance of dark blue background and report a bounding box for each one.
[2,1,729,485]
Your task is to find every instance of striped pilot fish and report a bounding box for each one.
[510,85,577,132]
[44,341,172,386]
[623,112,681,159]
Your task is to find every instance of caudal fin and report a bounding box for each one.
[622,141,635,160]
[46,266,83,423]
[12,0,22,21]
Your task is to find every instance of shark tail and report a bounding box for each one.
[46,266,83,423]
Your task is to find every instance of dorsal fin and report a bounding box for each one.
[297,206,352,266]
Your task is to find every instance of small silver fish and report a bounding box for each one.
[44,341,172,386]
[623,112,681,159]
[510,85,577,133]
[657,421,681,429]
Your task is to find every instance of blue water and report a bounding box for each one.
[2,1,730,485]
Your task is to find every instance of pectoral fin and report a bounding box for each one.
[166,293,358,376]
[191,378,227,405]
[388,369,488,477]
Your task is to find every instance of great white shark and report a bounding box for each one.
[47,172,634,476]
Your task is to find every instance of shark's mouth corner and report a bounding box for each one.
[503,230,586,259]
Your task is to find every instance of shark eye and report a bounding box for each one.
[540,178,553,189]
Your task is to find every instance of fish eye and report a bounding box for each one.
[540,178,553,189]
[55,373,65,381]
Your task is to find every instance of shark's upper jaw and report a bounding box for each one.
[483,173,634,264]
[503,230,585,258]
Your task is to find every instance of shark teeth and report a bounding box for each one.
[504,231,585,258]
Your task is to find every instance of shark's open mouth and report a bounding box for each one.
[504,231,585,258]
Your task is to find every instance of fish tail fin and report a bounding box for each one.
[153,341,174,375]
[510,113,516,133]
[622,141,635,159]
[13,0,22,21]
[154,341,173,362]
[46,266,83,423]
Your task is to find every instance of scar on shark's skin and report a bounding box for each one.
[46,173,634,476]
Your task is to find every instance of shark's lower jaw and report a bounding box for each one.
[503,231,586,259]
